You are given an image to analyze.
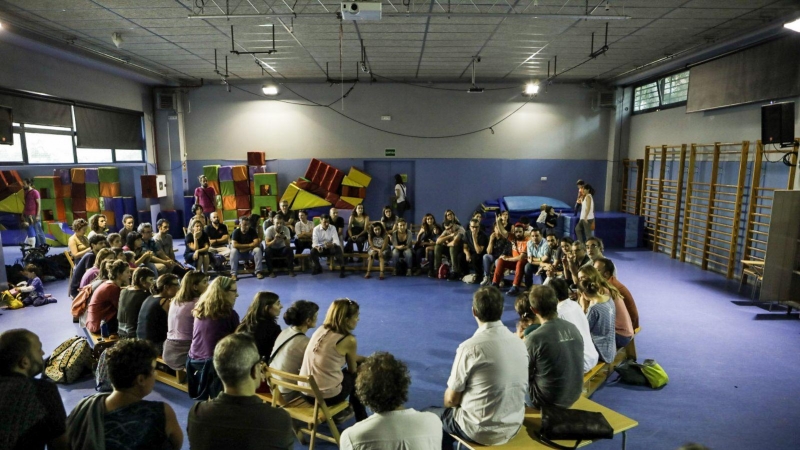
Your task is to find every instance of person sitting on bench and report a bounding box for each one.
[594,258,639,330]
[294,210,314,255]
[550,278,599,373]
[70,234,109,298]
[564,240,592,286]
[525,285,584,409]
[462,218,488,284]
[432,219,466,281]
[579,266,634,350]
[86,260,131,335]
[577,273,616,364]
[263,214,295,278]
[230,216,263,281]
[311,214,346,278]
[491,223,529,296]
[524,228,549,289]
[205,212,230,269]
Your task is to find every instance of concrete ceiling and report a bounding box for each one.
[0,0,798,85]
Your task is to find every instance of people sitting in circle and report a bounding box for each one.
[579,265,634,350]
[432,219,465,280]
[163,271,208,371]
[491,223,529,296]
[187,333,293,449]
[269,300,320,402]
[294,209,314,255]
[86,260,131,335]
[462,218,488,284]
[236,292,283,361]
[184,220,211,273]
[66,339,183,450]
[365,222,390,280]
[187,204,207,232]
[263,213,295,278]
[380,205,398,234]
[416,213,440,270]
[87,213,108,240]
[524,227,549,288]
[137,274,180,355]
[340,351,443,450]
[577,271,617,364]
[346,204,369,255]
[117,267,156,339]
[311,214,346,278]
[68,218,91,260]
[119,214,135,242]
[594,257,639,329]
[230,216,263,281]
[300,298,368,422]
[391,218,415,276]
[550,278,599,373]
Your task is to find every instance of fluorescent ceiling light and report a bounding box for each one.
[262,85,278,95]
[785,18,800,33]
[525,82,540,95]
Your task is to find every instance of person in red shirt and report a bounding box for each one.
[22,178,46,247]
[492,223,530,296]
[86,260,131,335]
[194,175,218,217]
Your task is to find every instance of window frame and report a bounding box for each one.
[632,70,690,115]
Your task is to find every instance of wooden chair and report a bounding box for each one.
[267,367,350,450]
[738,260,764,300]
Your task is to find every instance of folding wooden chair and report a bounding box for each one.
[267,367,350,450]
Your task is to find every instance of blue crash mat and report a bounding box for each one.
[503,196,572,213]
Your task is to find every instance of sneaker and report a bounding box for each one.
[507,286,521,296]
[268,272,277,278]
[332,406,354,425]
[256,272,265,279]
[479,277,491,286]
[231,274,238,281]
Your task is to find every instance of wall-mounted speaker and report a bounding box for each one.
[0,106,12,146]
[761,102,795,147]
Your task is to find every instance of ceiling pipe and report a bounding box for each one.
[187,13,630,20]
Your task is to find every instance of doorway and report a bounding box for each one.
[363,160,415,224]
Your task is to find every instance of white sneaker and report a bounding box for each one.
[479,277,490,286]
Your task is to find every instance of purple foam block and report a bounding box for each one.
[85,168,99,183]
[248,165,266,178]
[218,166,233,182]
[53,168,71,185]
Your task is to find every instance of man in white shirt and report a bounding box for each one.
[311,214,346,278]
[340,352,442,450]
[549,278,599,372]
[294,209,314,255]
[428,286,528,448]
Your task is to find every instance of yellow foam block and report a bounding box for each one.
[280,183,300,208]
[291,190,331,210]
[340,196,363,207]
[341,175,364,188]
[348,167,371,188]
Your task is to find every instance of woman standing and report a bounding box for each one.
[300,299,367,422]
[137,274,180,355]
[117,267,156,338]
[236,291,283,359]
[68,218,91,260]
[162,271,208,371]
[269,300,319,401]
[394,174,409,219]
[186,276,240,400]
[87,214,108,239]
[184,220,211,273]
[576,184,595,242]
[365,222,390,280]
[86,260,131,335]
[391,218,414,276]
[346,204,370,255]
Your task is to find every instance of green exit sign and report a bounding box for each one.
[385,148,396,157]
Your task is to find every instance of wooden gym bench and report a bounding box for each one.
[154,357,189,393]
[583,327,641,398]
[82,328,118,359]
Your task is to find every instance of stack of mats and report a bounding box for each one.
[217,164,252,221]
[246,152,275,218]
[281,159,370,211]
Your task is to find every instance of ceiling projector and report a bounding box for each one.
[341,2,382,21]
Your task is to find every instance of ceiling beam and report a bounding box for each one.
[187,13,631,20]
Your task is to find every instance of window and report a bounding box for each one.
[77,148,114,163]
[25,132,75,164]
[115,149,144,162]
[0,133,23,163]
[633,70,690,113]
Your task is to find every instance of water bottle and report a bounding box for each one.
[100,320,110,339]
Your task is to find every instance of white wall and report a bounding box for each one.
[185,83,612,160]
[627,97,800,160]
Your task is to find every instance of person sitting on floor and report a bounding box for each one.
[186,276,239,400]
[119,214,135,242]
[525,285,584,409]
[340,351,443,450]
[230,216,263,281]
[492,223,529,296]
[68,218,91,260]
[163,271,208,371]
[577,274,616,364]
[523,227,550,289]
[594,257,639,330]
[579,265,634,349]
[346,204,370,255]
[137,274,180,355]
[70,233,109,298]
[462,218,488,284]
[0,328,69,450]
[117,267,155,339]
[311,214,346,278]
[432,219,466,281]
[66,339,183,450]
[187,333,293,450]
[391,218,415,276]
[300,298,368,422]
[184,220,211,273]
[294,209,314,255]
[366,222,391,280]
[17,264,57,307]
[427,286,528,448]
[550,278,599,373]
[269,300,319,402]
[86,260,131,335]
[264,213,296,278]
[236,291,283,360]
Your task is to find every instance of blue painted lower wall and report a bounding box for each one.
[187,158,608,225]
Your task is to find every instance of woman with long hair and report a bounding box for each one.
[365,222,390,280]
[117,267,156,339]
[86,260,131,335]
[577,274,616,363]
[345,204,369,255]
[393,173,409,219]
[79,248,114,289]
[236,291,283,359]
[380,205,398,234]
[415,213,440,270]
[162,271,209,371]
[578,265,633,349]
[187,204,207,231]
[300,299,367,422]
[87,213,108,239]
[68,218,91,259]
[184,220,211,273]
[137,273,180,354]
[187,276,240,400]
[576,183,596,242]
[270,300,319,401]
[391,218,414,276]
[444,209,461,226]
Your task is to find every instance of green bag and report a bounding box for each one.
[639,359,669,388]
[614,358,669,389]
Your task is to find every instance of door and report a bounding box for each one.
[363,160,415,224]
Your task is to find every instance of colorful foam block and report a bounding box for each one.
[235,195,251,210]
[40,199,55,214]
[325,169,345,193]
[102,210,115,227]
[232,165,248,182]
[60,184,71,198]
[54,168,71,185]
[234,180,250,197]
[335,199,354,210]
[218,166,233,182]
[223,210,238,221]
[253,173,278,197]
[73,198,86,212]
[85,183,99,198]
[203,165,220,182]
[291,190,331,210]
[220,180,235,197]
[73,211,87,220]
[46,222,72,246]
[252,195,278,216]
[325,192,341,204]
[341,185,366,199]
[305,158,322,181]
[222,195,237,210]
[348,167,372,188]
[248,165,266,180]
[86,197,100,212]
[341,196,363,207]
[98,167,120,183]
[280,183,300,207]
[247,152,266,166]
[236,208,250,218]
[72,183,86,198]
[2,170,22,187]
[341,175,364,188]
[33,176,61,199]
[84,168,99,184]
[70,169,86,184]
[99,182,120,198]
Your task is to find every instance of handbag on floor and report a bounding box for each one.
[538,404,613,450]
[45,336,92,384]
[614,358,669,389]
